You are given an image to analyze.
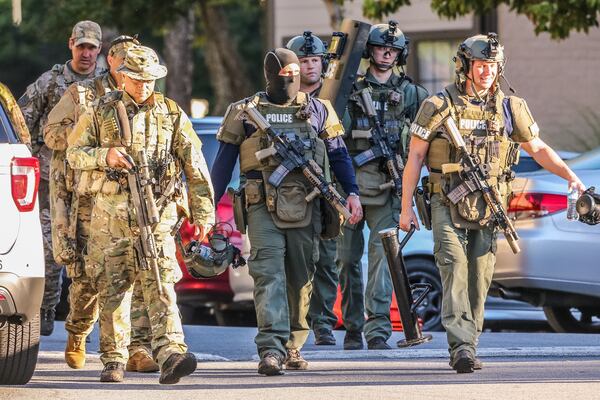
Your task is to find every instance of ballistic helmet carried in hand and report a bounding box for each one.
[364,20,409,66]
[182,232,246,279]
[454,33,505,88]
[286,31,326,58]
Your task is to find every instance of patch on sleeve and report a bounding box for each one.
[410,123,431,140]
[529,122,539,136]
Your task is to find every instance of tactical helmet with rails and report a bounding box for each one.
[454,33,505,89]
[364,20,409,66]
[286,31,327,58]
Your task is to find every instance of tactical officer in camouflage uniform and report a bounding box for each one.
[211,48,361,375]
[18,20,106,336]
[44,36,158,373]
[339,21,428,350]
[67,46,214,384]
[286,32,340,346]
[399,33,584,373]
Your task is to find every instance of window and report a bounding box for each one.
[416,39,462,94]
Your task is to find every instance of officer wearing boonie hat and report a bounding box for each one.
[68,42,213,384]
[117,46,167,80]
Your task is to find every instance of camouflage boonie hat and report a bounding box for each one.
[108,35,140,58]
[117,46,167,80]
[71,20,102,47]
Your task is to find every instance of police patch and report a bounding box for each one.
[410,123,430,140]
[529,122,539,136]
[265,113,293,123]
[459,119,487,130]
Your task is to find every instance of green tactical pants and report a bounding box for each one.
[246,202,320,359]
[430,194,496,359]
[308,238,339,332]
[336,195,398,342]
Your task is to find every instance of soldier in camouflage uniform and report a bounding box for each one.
[211,48,361,376]
[399,33,585,373]
[44,35,158,372]
[339,21,428,350]
[286,32,340,346]
[18,20,106,336]
[67,46,214,384]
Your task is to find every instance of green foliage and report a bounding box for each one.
[350,0,600,39]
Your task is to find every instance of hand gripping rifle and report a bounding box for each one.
[236,101,352,220]
[352,87,404,201]
[123,150,168,304]
[441,117,520,254]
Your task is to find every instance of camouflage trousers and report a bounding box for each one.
[87,194,186,367]
[39,178,64,311]
[50,176,152,355]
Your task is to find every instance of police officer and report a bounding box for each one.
[211,48,361,375]
[399,33,585,373]
[67,46,214,384]
[286,32,339,346]
[18,20,106,336]
[44,36,158,372]
[339,21,428,350]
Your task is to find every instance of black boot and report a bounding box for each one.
[367,337,391,350]
[450,349,475,374]
[343,331,364,350]
[258,352,284,376]
[40,308,55,336]
[314,327,336,345]
[159,352,197,384]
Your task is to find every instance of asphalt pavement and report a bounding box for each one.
[1,322,597,400]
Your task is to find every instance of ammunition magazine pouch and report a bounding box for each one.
[76,169,122,196]
[355,161,390,206]
[228,186,247,234]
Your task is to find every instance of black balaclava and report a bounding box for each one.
[264,48,300,105]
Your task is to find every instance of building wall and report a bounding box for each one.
[498,6,600,151]
[272,0,473,46]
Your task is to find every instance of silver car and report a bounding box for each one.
[493,148,600,333]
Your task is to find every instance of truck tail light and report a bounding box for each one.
[508,192,567,220]
[10,156,40,212]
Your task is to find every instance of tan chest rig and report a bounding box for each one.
[347,77,412,205]
[78,93,185,210]
[239,93,327,229]
[426,86,520,229]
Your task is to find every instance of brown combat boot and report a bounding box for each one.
[257,351,284,376]
[65,334,86,369]
[285,348,308,370]
[100,362,125,382]
[126,349,159,372]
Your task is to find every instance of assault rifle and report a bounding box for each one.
[441,117,521,254]
[236,101,352,220]
[352,87,404,201]
[123,150,168,304]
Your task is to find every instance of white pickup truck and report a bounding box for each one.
[0,82,44,385]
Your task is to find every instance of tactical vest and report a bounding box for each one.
[77,91,184,209]
[239,92,327,229]
[347,75,414,205]
[427,84,520,229]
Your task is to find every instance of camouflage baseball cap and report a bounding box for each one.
[71,20,102,47]
[117,46,167,80]
[108,35,140,58]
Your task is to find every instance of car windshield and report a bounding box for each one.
[566,147,600,170]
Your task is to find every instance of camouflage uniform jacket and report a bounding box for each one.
[18,61,106,179]
[44,73,117,264]
[66,90,215,228]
